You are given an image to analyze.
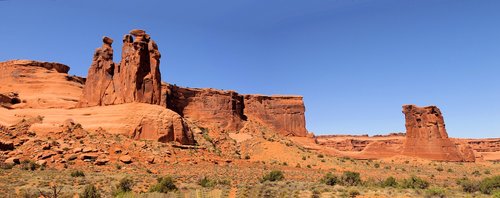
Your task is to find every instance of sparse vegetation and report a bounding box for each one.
[199,176,216,188]
[71,170,85,177]
[479,175,500,194]
[20,160,39,171]
[80,184,101,198]
[425,187,446,198]
[402,176,429,189]
[321,172,338,186]
[382,176,398,188]
[149,176,178,193]
[340,171,361,186]
[114,176,134,195]
[261,170,284,182]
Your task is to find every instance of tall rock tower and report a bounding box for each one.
[402,105,474,162]
[78,29,161,107]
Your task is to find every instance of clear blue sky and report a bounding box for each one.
[1,0,499,138]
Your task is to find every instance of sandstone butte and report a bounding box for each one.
[0,29,498,162]
[401,105,475,162]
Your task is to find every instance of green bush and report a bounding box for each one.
[401,176,429,189]
[341,171,361,186]
[479,175,500,194]
[261,170,284,182]
[198,176,215,188]
[382,176,398,188]
[425,187,446,198]
[149,176,178,193]
[71,170,85,177]
[80,184,101,198]
[320,172,338,186]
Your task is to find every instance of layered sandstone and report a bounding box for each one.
[164,84,308,136]
[165,84,245,131]
[402,105,474,162]
[0,60,83,109]
[243,95,307,137]
[78,29,161,107]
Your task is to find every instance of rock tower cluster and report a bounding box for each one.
[78,29,161,107]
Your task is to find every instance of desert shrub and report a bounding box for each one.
[425,187,446,198]
[374,163,380,168]
[198,176,215,188]
[479,175,500,194]
[149,176,178,193]
[341,171,361,186]
[436,167,444,172]
[320,172,338,186]
[20,160,39,171]
[302,156,306,160]
[382,176,398,188]
[71,170,85,177]
[348,189,360,197]
[457,178,479,193]
[401,176,429,189]
[261,170,284,182]
[485,170,491,174]
[80,184,101,198]
[244,154,250,160]
[317,154,324,158]
[472,170,481,177]
[115,176,134,194]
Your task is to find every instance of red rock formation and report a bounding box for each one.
[243,95,307,137]
[78,29,161,107]
[164,84,308,136]
[402,105,475,162]
[165,84,245,131]
[0,60,83,109]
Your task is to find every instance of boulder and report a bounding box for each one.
[119,155,132,164]
[94,158,109,165]
[79,153,99,161]
[4,157,20,165]
[402,105,475,162]
[36,160,47,166]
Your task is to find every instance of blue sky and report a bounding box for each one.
[1,0,499,138]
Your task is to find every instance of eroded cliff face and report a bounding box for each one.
[78,29,161,107]
[164,84,308,136]
[165,84,246,131]
[402,105,475,162]
[243,95,307,137]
